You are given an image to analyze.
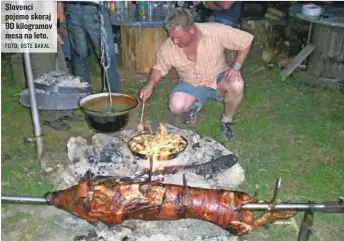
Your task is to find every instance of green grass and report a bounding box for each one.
[1,53,344,241]
[1,54,52,195]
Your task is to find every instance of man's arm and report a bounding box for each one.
[205,1,234,10]
[57,2,65,23]
[205,1,222,10]
[140,46,171,101]
[145,68,162,88]
[147,45,172,87]
[214,1,234,10]
[139,68,162,101]
[216,23,254,69]
[232,45,251,69]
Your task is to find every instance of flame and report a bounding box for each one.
[157,123,170,161]
[158,155,169,161]
[158,122,168,137]
[142,122,174,175]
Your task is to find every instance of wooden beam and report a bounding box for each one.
[280,44,315,80]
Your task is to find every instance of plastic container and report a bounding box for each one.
[301,4,323,17]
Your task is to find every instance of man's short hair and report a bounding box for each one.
[164,8,194,32]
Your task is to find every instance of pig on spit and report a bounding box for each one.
[45,171,296,236]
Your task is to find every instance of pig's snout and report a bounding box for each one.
[44,192,53,203]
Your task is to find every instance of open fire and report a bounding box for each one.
[128,122,188,173]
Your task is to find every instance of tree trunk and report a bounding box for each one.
[120,26,167,73]
[307,24,344,80]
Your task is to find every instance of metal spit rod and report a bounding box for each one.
[1,195,48,205]
[0,195,329,209]
[242,203,326,211]
[2,195,343,214]
[2,179,343,213]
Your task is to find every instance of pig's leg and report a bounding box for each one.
[252,210,297,230]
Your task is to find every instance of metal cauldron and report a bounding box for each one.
[79,93,138,133]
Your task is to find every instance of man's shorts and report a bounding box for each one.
[170,72,225,108]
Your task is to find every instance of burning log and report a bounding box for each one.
[44,171,296,236]
[136,154,240,179]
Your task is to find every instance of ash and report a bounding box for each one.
[45,214,248,241]
[19,70,91,111]
[49,124,247,241]
[35,70,90,88]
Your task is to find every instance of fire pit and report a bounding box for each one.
[47,123,245,241]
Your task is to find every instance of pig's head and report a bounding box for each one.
[44,171,95,222]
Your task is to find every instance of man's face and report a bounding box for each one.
[168,26,195,48]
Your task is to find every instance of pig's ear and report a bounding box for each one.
[76,173,92,200]
[81,170,94,184]
[84,170,94,182]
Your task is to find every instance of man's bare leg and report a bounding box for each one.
[217,76,244,140]
[169,92,201,124]
[223,82,244,121]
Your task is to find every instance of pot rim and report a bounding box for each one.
[79,92,138,115]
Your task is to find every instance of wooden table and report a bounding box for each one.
[110,9,168,73]
[282,3,344,85]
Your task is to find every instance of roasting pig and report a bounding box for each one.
[45,171,296,236]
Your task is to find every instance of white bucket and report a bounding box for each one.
[301,4,323,17]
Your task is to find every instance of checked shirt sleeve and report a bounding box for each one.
[152,42,172,77]
[218,24,254,51]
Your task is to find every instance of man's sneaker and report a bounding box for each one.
[181,104,202,125]
[221,121,234,141]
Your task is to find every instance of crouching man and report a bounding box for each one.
[139,8,253,141]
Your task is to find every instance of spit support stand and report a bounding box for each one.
[268,177,282,210]
[297,209,314,241]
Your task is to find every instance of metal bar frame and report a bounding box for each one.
[23,52,44,164]
[18,0,44,167]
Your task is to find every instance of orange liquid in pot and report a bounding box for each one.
[82,95,137,113]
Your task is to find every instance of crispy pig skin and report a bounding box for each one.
[45,172,296,236]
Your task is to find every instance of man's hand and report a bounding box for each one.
[217,67,242,97]
[57,33,64,48]
[58,27,68,37]
[139,84,154,102]
[139,68,162,102]
[223,67,242,83]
